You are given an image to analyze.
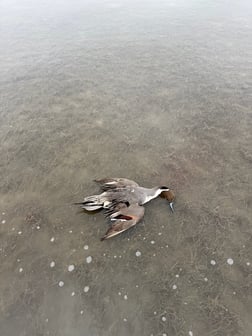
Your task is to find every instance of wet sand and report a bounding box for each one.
[0,0,252,335]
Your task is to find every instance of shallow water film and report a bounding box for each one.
[1,0,252,335]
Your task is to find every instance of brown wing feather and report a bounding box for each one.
[101,204,145,241]
[95,178,139,191]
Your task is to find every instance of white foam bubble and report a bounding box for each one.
[68,264,75,272]
[86,256,92,264]
[124,294,128,300]
[172,284,177,290]
[136,250,141,257]
[58,281,64,287]
[151,240,155,244]
[246,262,250,266]
[50,237,55,242]
[189,331,193,336]
[71,292,75,296]
[227,258,234,265]
[83,245,89,250]
[50,261,55,268]
[210,260,216,265]
[84,286,89,293]
[161,316,167,322]
[19,267,23,273]
[1,220,6,224]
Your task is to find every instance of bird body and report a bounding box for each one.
[75,178,174,241]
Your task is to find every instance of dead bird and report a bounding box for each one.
[75,178,175,241]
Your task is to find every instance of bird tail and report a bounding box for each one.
[74,195,105,211]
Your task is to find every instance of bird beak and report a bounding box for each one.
[169,202,174,212]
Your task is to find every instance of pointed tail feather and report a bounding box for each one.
[73,195,104,211]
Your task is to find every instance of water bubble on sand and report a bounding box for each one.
[153,311,157,315]
[80,310,84,315]
[136,250,141,257]
[163,333,167,336]
[227,258,234,265]
[50,261,55,268]
[69,230,72,233]
[114,255,117,258]
[71,292,75,296]
[86,256,92,264]
[151,240,155,244]
[172,284,177,290]
[189,331,193,336]
[45,318,49,322]
[83,245,89,250]
[118,292,121,296]
[58,281,64,287]
[246,262,250,266]
[1,220,6,224]
[124,294,128,300]
[68,264,75,272]
[204,277,208,282]
[175,274,179,278]
[123,318,127,322]
[18,231,22,235]
[158,232,162,235]
[2,212,5,215]
[11,227,15,231]
[210,260,216,265]
[84,286,89,293]
[233,291,236,295]
[36,226,40,230]
[161,316,167,322]
[50,237,55,242]
[19,267,23,273]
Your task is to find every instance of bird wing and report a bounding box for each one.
[94,178,139,191]
[101,204,145,241]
